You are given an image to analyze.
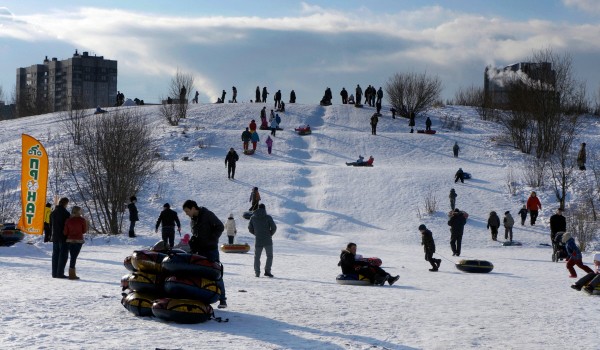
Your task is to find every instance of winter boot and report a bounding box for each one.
[436,259,442,269]
[570,284,582,291]
[374,274,387,286]
[429,267,438,272]
[68,268,80,280]
[387,275,400,286]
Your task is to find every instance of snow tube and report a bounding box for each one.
[164,276,221,304]
[242,211,254,220]
[128,272,162,294]
[161,253,223,280]
[463,172,472,179]
[123,255,136,272]
[131,250,167,274]
[358,257,382,267]
[455,259,494,273]
[336,274,371,286]
[243,149,255,155]
[417,129,436,134]
[0,228,24,246]
[294,127,311,135]
[121,291,158,317]
[152,298,213,324]
[220,243,250,253]
[502,241,522,246]
[345,162,373,167]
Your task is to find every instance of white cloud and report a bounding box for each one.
[2,5,600,102]
[563,0,600,14]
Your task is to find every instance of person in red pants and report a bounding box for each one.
[563,232,594,278]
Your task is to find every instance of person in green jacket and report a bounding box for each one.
[248,204,277,278]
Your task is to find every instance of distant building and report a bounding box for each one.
[16,50,117,115]
[484,62,556,108]
[0,101,16,120]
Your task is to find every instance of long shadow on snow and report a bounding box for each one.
[168,310,419,350]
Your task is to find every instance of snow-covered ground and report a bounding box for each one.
[1,102,599,349]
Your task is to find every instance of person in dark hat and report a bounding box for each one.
[503,211,515,242]
[448,208,467,256]
[419,224,441,271]
[127,196,138,238]
[155,203,182,248]
[338,242,399,285]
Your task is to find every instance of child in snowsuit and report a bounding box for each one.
[503,211,515,242]
[250,131,260,151]
[419,224,441,272]
[487,211,500,241]
[517,205,528,226]
[563,232,594,278]
[249,187,261,211]
[224,214,237,244]
[265,136,273,154]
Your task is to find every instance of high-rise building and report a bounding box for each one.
[16,50,117,115]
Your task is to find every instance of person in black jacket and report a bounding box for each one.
[517,205,528,226]
[289,90,296,103]
[155,203,181,248]
[51,197,71,278]
[274,90,282,109]
[549,208,567,244]
[454,168,465,183]
[182,199,227,308]
[340,88,348,104]
[127,196,139,238]
[338,242,399,285]
[370,113,378,135]
[225,147,239,179]
[419,224,441,271]
[448,208,467,256]
[255,86,261,103]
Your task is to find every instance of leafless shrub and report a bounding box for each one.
[385,71,442,118]
[423,188,438,214]
[61,100,89,145]
[522,157,547,188]
[62,108,158,234]
[159,99,180,126]
[453,85,484,107]
[506,169,518,196]
[548,135,578,209]
[566,205,597,252]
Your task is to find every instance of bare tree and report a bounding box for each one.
[61,95,89,146]
[159,98,180,126]
[548,135,578,210]
[171,69,194,120]
[423,187,438,214]
[62,108,158,234]
[501,48,585,159]
[521,157,547,188]
[385,71,442,118]
[566,205,597,252]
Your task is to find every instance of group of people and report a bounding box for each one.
[49,197,88,280]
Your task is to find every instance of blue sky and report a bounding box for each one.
[1,0,600,104]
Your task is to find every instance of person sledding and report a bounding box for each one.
[346,155,374,166]
[338,242,399,285]
[454,168,465,183]
[249,187,261,211]
[295,124,311,135]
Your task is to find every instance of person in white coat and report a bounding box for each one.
[224,213,237,244]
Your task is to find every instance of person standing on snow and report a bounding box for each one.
[449,189,457,210]
[355,84,362,105]
[425,117,432,131]
[248,203,277,277]
[289,90,296,103]
[549,208,567,244]
[453,142,460,158]
[255,86,261,103]
[225,148,239,179]
[63,206,87,280]
[340,88,348,104]
[51,197,70,278]
[127,196,139,238]
[419,224,442,272]
[249,187,261,211]
[221,90,226,103]
[266,135,274,154]
[487,211,501,241]
[526,191,542,225]
[224,214,237,244]
[448,208,466,256]
[241,128,252,152]
[262,87,269,103]
[232,86,237,103]
[370,113,378,135]
[155,203,181,249]
[250,130,260,151]
[518,205,528,226]
[376,87,384,105]
[503,211,515,242]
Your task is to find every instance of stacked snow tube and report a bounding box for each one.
[336,274,372,286]
[121,249,223,323]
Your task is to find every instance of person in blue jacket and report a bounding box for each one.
[250,130,260,151]
[563,232,594,278]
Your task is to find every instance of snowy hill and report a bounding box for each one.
[1,102,598,349]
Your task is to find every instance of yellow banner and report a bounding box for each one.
[17,134,49,235]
